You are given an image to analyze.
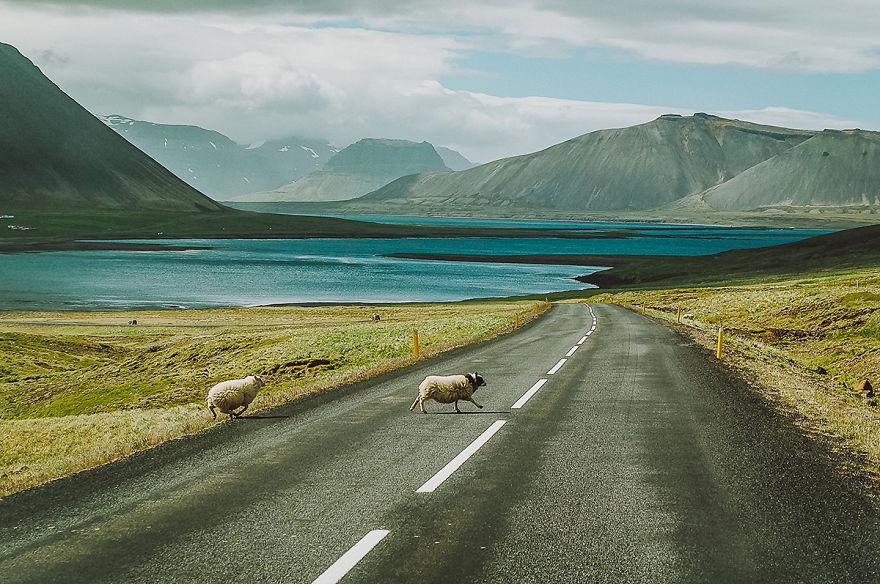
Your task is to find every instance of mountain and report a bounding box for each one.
[680,129,880,211]
[435,146,476,170]
[232,138,451,202]
[0,43,223,212]
[101,115,337,198]
[353,114,814,212]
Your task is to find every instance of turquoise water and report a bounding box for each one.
[0,219,829,310]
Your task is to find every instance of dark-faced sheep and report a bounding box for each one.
[207,375,265,420]
[409,373,486,414]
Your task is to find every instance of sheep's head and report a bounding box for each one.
[466,372,486,390]
[249,375,266,388]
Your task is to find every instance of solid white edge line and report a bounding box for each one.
[416,420,507,493]
[312,529,390,584]
[565,345,579,357]
[577,336,588,345]
[547,358,567,375]
[511,378,548,409]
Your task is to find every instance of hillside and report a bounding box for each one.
[102,115,337,198]
[436,146,476,170]
[232,138,451,202]
[582,222,880,288]
[683,129,880,210]
[0,43,224,212]
[350,114,814,213]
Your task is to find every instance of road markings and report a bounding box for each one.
[565,345,579,357]
[547,358,567,375]
[577,335,588,345]
[416,420,507,493]
[511,378,548,409]
[312,529,390,584]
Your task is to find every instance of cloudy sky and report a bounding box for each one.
[2,0,878,162]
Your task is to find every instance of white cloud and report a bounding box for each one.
[0,1,875,163]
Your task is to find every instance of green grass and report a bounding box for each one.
[0,300,548,497]
[587,267,880,474]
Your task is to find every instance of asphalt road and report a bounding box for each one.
[2,303,879,583]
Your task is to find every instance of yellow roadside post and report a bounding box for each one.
[515,312,521,329]
[676,307,682,323]
[413,328,420,360]
[716,327,724,359]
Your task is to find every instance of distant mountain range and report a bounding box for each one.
[0,42,223,212]
[230,138,461,202]
[354,114,827,212]
[103,115,475,203]
[334,114,878,216]
[101,115,338,198]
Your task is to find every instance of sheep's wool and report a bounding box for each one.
[418,374,473,404]
[207,376,263,414]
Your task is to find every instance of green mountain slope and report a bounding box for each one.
[353,114,814,212]
[102,115,337,198]
[0,43,224,212]
[686,129,880,211]
[233,138,451,202]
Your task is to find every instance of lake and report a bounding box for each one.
[0,217,829,310]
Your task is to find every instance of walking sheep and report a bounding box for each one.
[207,375,265,420]
[410,373,486,414]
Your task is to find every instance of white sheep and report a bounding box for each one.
[206,375,265,420]
[409,372,486,414]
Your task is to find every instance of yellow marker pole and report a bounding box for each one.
[515,312,521,329]
[676,307,682,323]
[413,328,420,360]
[716,327,724,359]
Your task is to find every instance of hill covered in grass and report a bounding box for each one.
[0,43,224,213]
[680,129,880,211]
[581,223,880,287]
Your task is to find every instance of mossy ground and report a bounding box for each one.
[0,300,547,497]
[588,267,880,475]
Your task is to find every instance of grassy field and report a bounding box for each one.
[0,300,547,498]
[588,267,880,474]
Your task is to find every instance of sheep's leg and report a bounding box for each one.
[236,404,249,417]
[409,396,420,411]
[419,399,428,414]
[209,405,217,420]
[466,397,483,409]
[454,400,461,413]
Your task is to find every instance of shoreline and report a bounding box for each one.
[0,241,214,254]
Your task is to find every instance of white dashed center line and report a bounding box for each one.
[577,335,588,345]
[312,530,390,584]
[511,378,548,409]
[416,420,507,493]
[547,358,567,375]
[565,345,579,357]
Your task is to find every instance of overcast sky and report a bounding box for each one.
[2,0,878,162]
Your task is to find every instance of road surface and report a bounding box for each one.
[1,304,878,583]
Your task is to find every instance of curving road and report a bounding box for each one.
[1,304,879,583]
